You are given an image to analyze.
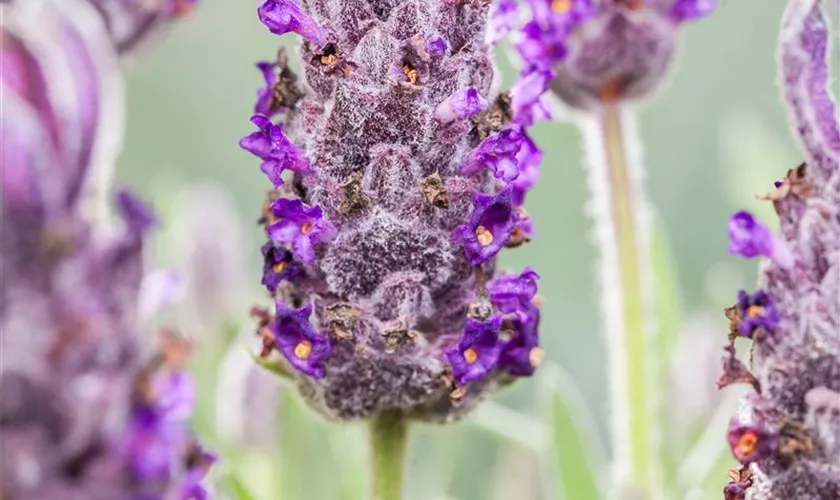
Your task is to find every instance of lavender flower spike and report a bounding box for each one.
[242,0,544,423]
[717,0,840,498]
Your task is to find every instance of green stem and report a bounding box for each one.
[581,104,658,497]
[369,411,410,500]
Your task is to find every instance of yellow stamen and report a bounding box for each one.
[746,305,764,318]
[463,347,478,364]
[301,221,314,234]
[737,431,758,457]
[529,347,545,368]
[552,0,572,13]
[294,339,312,359]
[475,225,494,247]
[272,261,287,273]
[402,64,419,85]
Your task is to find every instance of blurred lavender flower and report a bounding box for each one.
[504,0,714,113]
[0,0,211,498]
[718,0,839,498]
[241,0,545,421]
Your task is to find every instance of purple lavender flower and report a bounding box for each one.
[716,1,840,497]
[463,126,528,181]
[255,61,280,116]
[511,134,543,205]
[257,0,328,46]
[267,198,336,264]
[435,87,488,124]
[726,414,778,465]
[261,241,304,293]
[241,0,543,420]
[735,289,780,337]
[499,305,543,377]
[511,68,552,126]
[445,316,505,385]
[427,36,448,57]
[452,188,518,266]
[512,0,714,110]
[727,210,793,267]
[271,302,332,378]
[239,114,312,186]
[487,0,519,46]
[489,267,541,314]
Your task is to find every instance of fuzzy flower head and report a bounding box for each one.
[510,0,714,111]
[716,0,840,497]
[242,0,544,421]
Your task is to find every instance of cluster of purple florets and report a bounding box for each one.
[239,0,546,419]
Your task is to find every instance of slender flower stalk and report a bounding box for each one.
[580,103,657,496]
[369,411,410,500]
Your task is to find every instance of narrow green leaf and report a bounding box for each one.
[538,364,606,500]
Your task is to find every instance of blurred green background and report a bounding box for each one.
[115,1,820,498]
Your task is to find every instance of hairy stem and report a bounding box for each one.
[369,411,410,500]
[580,104,659,497]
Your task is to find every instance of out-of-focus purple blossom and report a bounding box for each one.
[452,188,518,266]
[267,198,336,265]
[511,0,713,110]
[670,0,716,22]
[487,0,519,46]
[445,316,505,385]
[511,69,552,126]
[489,268,540,314]
[0,1,212,496]
[257,0,328,46]
[261,241,304,292]
[735,290,780,337]
[239,114,312,186]
[716,1,840,497]
[271,302,332,378]
[435,87,488,124]
[116,187,157,234]
[499,305,542,376]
